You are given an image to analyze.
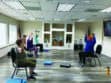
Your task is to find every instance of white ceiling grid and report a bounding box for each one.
[0,0,111,22]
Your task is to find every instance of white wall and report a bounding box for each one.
[21,21,43,43]
[75,22,92,44]
[0,14,18,24]
[102,37,111,57]
[91,21,103,45]
[0,44,15,57]
[75,21,103,50]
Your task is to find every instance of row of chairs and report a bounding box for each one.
[8,44,102,80]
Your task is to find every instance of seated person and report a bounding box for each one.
[79,33,96,66]
[33,31,43,52]
[15,39,37,80]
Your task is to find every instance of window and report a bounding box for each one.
[66,34,72,43]
[44,23,50,32]
[67,24,72,32]
[0,23,7,47]
[9,24,17,44]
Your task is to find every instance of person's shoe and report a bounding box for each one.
[32,72,38,76]
[28,75,36,80]
[80,63,85,67]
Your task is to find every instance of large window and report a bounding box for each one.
[0,23,7,47]
[9,24,17,44]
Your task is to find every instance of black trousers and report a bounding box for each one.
[79,52,94,64]
[36,43,43,52]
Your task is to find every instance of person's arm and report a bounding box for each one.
[84,34,87,43]
[93,36,96,44]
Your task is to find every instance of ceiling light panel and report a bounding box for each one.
[29,11,43,18]
[21,1,41,11]
[57,3,74,12]
[46,0,79,3]
[21,1,40,7]
[100,7,111,13]
[19,0,39,2]
[3,1,25,9]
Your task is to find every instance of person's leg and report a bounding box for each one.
[79,52,87,65]
[79,52,82,63]
[33,46,38,58]
[26,58,37,79]
[79,52,84,64]
[36,44,43,52]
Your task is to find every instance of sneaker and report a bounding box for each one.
[80,63,85,67]
[32,72,38,76]
[28,75,36,80]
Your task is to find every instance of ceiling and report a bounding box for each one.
[0,0,111,22]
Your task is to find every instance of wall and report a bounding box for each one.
[21,21,43,43]
[0,14,19,57]
[0,45,15,57]
[0,14,18,24]
[102,37,111,57]
[75,22,92,44]
[91,21,103,46]
[75,21,103,50]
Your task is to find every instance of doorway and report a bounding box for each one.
[52,31,64,46]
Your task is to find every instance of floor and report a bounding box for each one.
[1,50,111,83]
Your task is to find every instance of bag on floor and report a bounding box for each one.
[60,63,71,68]
[6,78,27,83]
[43,60,53,65]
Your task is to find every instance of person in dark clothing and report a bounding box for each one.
[16,39,37,80]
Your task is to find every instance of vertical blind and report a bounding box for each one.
[0,23,17,48]
[0,23,7,47]
[9,24,17,44]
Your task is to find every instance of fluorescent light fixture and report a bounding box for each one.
[77,18,86,22]
[54,18,61,21]
[3,1,25,9]
[57,3,74,12]
[83,0,91,3]
[101,7,111,13]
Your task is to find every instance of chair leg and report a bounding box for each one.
[97,58,101,66]
[94,58,96,66]
[25,68,28,80]
[16,69,19,75]
[11,67,17,79]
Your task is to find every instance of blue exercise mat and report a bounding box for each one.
[43,60,53,65]
[43,49,49,52]
[6,78,27,83]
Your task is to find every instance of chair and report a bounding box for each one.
[93,44,102,66]
[9,48,28,79]
[86,44,102,66]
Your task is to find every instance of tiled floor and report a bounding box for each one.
[1,50,111,83]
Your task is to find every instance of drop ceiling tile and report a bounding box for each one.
[21,1,40,7]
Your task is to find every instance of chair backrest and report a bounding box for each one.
[10,48,17,67]
[95,44,102,54]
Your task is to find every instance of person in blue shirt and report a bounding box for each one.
[84,33,96,53]
[79,33,96,66]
